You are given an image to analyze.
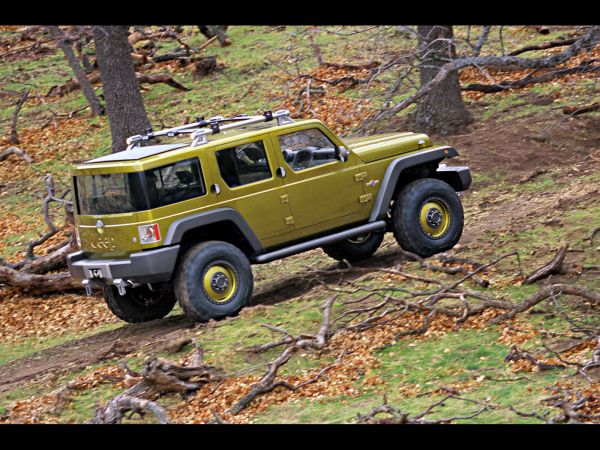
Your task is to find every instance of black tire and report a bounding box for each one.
[174,241,253,322]
[392,178,463,258]
[103,283,177,324]
[322,231,384,263]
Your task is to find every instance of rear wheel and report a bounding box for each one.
[103,283,177,323]
[175,241,253,322]
[392,178,463,257]
[322,231,384,263]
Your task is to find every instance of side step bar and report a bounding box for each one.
[252,221,387,264]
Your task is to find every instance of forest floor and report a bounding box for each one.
[0,25,598,424]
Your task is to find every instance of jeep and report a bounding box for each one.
[67,110,471,323]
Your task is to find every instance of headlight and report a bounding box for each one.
[138,224,161,244]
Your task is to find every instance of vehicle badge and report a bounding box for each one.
[366,179,379,187]
[96,220,105,234]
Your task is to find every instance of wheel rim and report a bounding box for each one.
[347,233,371,244]
[419,200,450,239]
[129,285,165,307]
[202,264,237,303]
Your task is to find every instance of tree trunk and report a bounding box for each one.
[47,26,104,117]
[93,26,151,153]
[413,26,473,135]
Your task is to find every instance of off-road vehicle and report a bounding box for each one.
[68,110,471,323]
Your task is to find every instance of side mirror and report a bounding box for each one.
[336,146,349,162]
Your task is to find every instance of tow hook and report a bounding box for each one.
[82,279,93,296]
[113,278,130,296]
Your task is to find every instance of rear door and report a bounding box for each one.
[206,137,294,243]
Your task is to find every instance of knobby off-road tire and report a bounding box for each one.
[392,178,464,258]
[322,231,384,263]
[103,283,177,324]
[175,241,254,322]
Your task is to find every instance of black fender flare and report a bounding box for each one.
[368,146,459,222]
[162,207,263,254]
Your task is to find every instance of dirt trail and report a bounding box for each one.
[0,249,408,394]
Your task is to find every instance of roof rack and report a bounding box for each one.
[125,109,294,150]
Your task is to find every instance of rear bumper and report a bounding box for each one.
[67,245,180,285]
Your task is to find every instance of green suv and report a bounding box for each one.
[67,110,471,323]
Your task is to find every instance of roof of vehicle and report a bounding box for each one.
[83,122,285,164]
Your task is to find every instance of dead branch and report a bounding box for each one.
[229,296,337,415]
[463,60,600,93]
[0,146,32,164]
[26,174,72,259]
[362,25,600,128]
[504,345,566,371]
[490,284,600,324]
[134,73,191,91]
[0,266,81,294]
[9,89,29,145]
[357,393,490,424]
[563,102,600,116]
[524,245,568,284]
[91,395,169,424]
[509,36,579,56]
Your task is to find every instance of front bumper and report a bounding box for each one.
[67,245,180,286]
[436,165,472,192]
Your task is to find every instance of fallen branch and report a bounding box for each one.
[0,146,32,163]
[562,102,600,116]
[463,60,600,93]
[91,395,169,424]
[524,245,568,284]
[9,89,29,144]
[508,37,579,56]
[357,392,490,424]
[229,296,337,415]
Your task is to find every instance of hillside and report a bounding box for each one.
[0,25,599,424]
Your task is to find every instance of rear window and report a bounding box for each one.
[75,158,206,215]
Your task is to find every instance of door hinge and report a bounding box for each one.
[354,171,367,182]
[285,216,294,225]
[280,194,289,203]
[359,193,373,204]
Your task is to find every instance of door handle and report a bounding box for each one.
[276,167,287,178]
[210,183,221,195]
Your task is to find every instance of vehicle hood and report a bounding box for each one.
[345,132,432,163]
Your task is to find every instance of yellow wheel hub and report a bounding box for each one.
[202,264,237,303]
[419,200,450,239]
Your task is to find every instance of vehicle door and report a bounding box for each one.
[270,124,367,237]
[206,137,294,243]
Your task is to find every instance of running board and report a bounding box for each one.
[252,221,387,264]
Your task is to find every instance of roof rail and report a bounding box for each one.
[125,109,294,150]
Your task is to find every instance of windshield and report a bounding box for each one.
[74,157,206,215]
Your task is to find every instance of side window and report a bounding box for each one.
[216,140,272,188]
[278,128,338,172]
[144,158,206,208]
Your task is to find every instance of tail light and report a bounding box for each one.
[138,224,161,244]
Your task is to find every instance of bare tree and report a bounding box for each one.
[413,26,473,135]
[47,26,104,117]
[93,25,151,153]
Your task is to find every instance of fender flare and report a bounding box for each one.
[162,207,263,253]
[368,146,459,221]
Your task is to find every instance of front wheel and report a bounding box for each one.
[102,283,177,323]
[392,178,464,258]
[174,241,253,322]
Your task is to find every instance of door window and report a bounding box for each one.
[216,140,272,188]
[278,128,338,172]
